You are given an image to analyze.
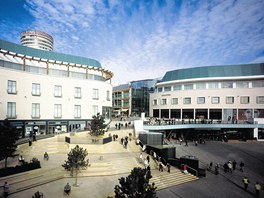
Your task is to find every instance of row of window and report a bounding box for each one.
[7,80,111,100]
[153,96,264,105]
[157,80,264,92]
[6,102,99,119]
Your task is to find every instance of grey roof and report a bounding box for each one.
[161,63,264,82]
[0,39,101,68]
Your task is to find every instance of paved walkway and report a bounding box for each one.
[1,121,264,198]
[157,140,264,198]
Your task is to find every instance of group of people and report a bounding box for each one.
[223,160,244,173]
[115,122,131,130]
[242,176,262,196]
[120,136,129,148]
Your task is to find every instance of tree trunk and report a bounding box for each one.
[74,169,79,186]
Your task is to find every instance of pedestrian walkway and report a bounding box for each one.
[0,128,197,198]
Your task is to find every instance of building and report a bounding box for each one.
[0,38,113,138]
[148,63,264,140]
[20,30,54,51]
[112,79,157,118]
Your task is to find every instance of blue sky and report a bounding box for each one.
[0,0,264,84]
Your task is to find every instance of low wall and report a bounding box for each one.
[63,136,112,144]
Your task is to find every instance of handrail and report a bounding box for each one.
[181,163,198,177]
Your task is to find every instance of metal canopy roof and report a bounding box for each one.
[0,39,102,68]
[161,63,264,82]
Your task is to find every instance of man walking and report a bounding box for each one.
[242,176,250,191]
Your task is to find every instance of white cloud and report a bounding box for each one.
[18,0,264,84]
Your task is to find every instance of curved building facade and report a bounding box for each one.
[0,39,113,137]
[21,30,54,51]
[149,64,264,140]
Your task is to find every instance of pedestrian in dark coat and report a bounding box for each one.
[232,160,237,170]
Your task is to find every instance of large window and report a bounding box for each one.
[221,82,233,88]
[226,96,234,104]
[32,103,40,118]
[92,105,98,116]
[252,80,264,87]
[7,102,16,118]
[184,97,191,104]
[107,90,111,101]
[153,99,158,106]
[74,87,81,98]
[7,80,17,94]
[184,84,193,90]
[164,86,171,92]
[54,85,62,97]
[74,105,81,118]
[171,98,178,105]
[211,97,220,104]
[196,83,206,90]
[240,96,250,104]
[92,89,99,99]
[236,81,249,88]
[173,85,182,91]
[161,99,167,105]
[157,87,163,92]
[54,104,62,118]
[208,82,219,89]
[32,83,41,96]
[197,97,205,104]
[257,96,264,104]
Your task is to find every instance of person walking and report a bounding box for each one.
[232,160,237,171]
[242,176,250,191]
[139,153,143,164]
[255,182,261,197]
[3,182,9,198]
[215,163,220,175]
[64,183,71,195]
[167,163,171,173]
[240,161,245,172]
[227,161,233,173]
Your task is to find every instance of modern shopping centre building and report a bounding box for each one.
[0,32,113,138]
[148,64,264,141]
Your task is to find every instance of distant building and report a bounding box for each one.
[148,63,264,140]
[20,30,54,51]
[112,79,157,117]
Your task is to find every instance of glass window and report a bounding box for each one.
[226,97,234,104]
[184,84,193,90]
[54,85,62,97]
[221,82,233,88]
[256,96,264,104]
[7,80,17,94]
[92,89,99,99]
[164,86,171,92]
[173,85,182,91]
[54,104,62,118]
[196,83,206,90]
[157,87,163,92]
[184,97,191,104]
[74,87,81,98]
[236,81,249,88]
[32,83,41,96]
[107,91,111,101]
[123,91,129,98]
[241,96,250,104]
[197,97,205,104]
[211,97,220,104]
[32,103,40,118]
[92,105,98,116]
[153,99,158,105]
[252,80,264,87]
[7,102,16,118]
[208,82,219,89]
[161,99,167,105]
[74,105,81,118]
[171,98,178,105]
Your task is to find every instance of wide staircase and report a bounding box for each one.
[150,167,198,190]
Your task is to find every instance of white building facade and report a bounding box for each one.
[0,39,113,137]
[148,64,264,140]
